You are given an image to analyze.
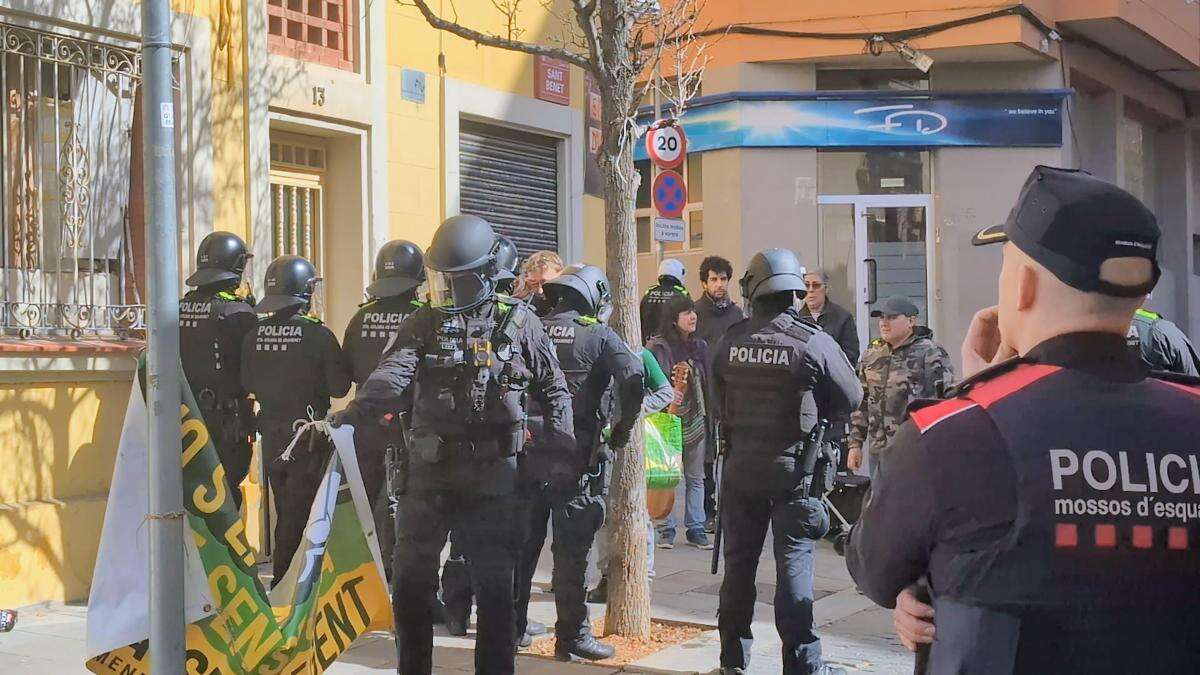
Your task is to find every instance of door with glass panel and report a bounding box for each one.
[818,195,934,351]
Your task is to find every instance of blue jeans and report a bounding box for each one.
[658,436,706,539]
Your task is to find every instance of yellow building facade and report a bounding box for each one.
[0,0,600,608]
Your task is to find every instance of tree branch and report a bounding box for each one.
[409,0,593,71]
[572,0,604,78]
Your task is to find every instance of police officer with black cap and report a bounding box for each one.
[241,255,352,586]
[513,263,644,661]
[329,215,575,675]
[343,240,426,574]
[848,166,1200,673]
[711,248,862,675]
[180,231,257,507]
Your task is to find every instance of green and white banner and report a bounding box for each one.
[85,366,390,674]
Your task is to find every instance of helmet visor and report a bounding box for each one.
[427,268,490,312]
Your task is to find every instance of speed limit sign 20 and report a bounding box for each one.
[645,122,687,169]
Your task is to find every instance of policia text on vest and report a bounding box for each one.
[1051,448,1200,523]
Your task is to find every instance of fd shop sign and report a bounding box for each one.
[535,55,570,106]
[645,121,687,169]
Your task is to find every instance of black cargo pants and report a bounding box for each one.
[261,419,330,586]
[393,489,521,675]
[717,480,830,674]
[513,468,606,642]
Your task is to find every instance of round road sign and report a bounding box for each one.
[645,122,687,169]
[652,170,687,218]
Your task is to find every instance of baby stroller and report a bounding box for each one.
[825,471,871,556]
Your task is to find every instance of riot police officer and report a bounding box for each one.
[440,232,528,636]
[241,255,352,586]
[710,249,862,675]
[640,258,690,341]
[513,264,644,661]
[330,215,575,675]
[343,240,426,573]
[179,231,257,508]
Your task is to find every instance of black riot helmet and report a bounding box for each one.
[740,248,808,303]
[367,239,425,298]
[257,255,320,314]
[544,264,613,322]
[425,214,501,313]
[186,231,251,287]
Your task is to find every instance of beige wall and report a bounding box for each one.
[930,61,1069,368]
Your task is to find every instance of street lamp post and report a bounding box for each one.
[141,0,186,671]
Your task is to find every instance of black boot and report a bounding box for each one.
[586,576,607,603]
[554,635,616,662]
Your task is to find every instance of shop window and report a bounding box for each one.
[818,150,930,195]
[816,69,929,92]
[635,155,703,254]
[266,0,357,71]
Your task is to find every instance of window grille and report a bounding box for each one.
[0,22,174,339]
[266,0,356,71]
[268,166,325,316]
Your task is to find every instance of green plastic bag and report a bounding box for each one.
[644,412,683,490]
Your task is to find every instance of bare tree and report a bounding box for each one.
[405,0,709,637]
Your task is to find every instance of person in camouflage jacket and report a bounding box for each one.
[848,297,954,480]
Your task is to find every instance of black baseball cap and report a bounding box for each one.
[871,296,920,318]
[972,166,1160,298]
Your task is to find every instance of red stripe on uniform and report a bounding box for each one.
[1157,379,1200,398]
[965,364,1062,408]
[910,399,979,434]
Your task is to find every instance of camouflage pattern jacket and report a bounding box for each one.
[849,326,954,454]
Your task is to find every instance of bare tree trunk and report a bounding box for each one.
[601,156,651,638]
[597,50,651,635]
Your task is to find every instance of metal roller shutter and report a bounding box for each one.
[459,120,560,259]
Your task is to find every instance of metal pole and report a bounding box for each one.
[653,67,664,265]
[141,0,185,671]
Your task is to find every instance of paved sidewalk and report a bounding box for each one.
[0,537,909,674]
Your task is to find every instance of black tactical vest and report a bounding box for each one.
[720,313,819,452]
[179,290,253,399]
[410,299,531,443]
[540,312,609,437]
[346,295,423,384]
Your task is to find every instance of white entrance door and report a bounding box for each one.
[817,195,935,351]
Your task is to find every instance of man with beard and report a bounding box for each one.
[692,255,744,531]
